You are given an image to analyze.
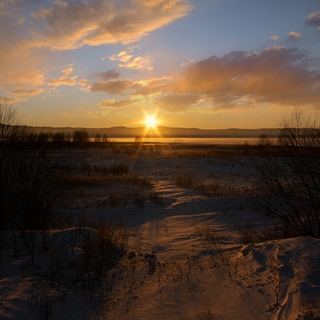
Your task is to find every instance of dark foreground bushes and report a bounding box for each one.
[256,110,320,238]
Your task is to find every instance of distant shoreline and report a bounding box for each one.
[29,125,276,139]
[103,137,258,145]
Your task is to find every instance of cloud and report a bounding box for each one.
[110,50,148,69]
[0,43,47,88]
[88,47,320,110]
[90,79,136,94]
[28,0,193,50]
[48,76,78,87]
[287,31,301,39]
[306,11,320,30]
[0,69,45,87]
[118,56,146,69]
[61,112,73,118]
[110,51,133,62]
[156,94,201,112]
[0,0,18,16]
[89,76,171,96]
[79,79,89,86]
[98,98,140,108]
[0,95,24,104]
[13,87,43,96]
[14,16,25,25]
[269,35,279,40]
[61,68,73,75]
[164,46,320,109]
[93,69,122,81]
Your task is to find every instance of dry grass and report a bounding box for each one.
[176,174,193,188]
[236,220,258,244]
[195,224,220,244]
[57,172,153,188]
[175,174,248,198]
[148,191,164,206]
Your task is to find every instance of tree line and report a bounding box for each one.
[6,129,109,145]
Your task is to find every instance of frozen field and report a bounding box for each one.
[1,144,320,320]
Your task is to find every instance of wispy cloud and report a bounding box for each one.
[269,35,279,40]
[98,98,140,108]
[13,17,25,25]
[90,79,135,95]
[287,31,301,40]
[90,47,320,112]
[79,79,89,86]
[119,56,146,69]
[27,0,193,50]
[61,68,73,75]
[110,51,133,62]
[306,11,320,30]
[110,50,148,69]
[0,69,45,87]
[13,87,43,96]
[93,69,122,81]
[156,94,200,112]
[48,76,78,87]
[163,46,320,110]
[0,95,24,104]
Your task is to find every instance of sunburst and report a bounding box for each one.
[144,115,158,129]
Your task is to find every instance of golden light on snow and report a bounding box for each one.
[144,115,158,129]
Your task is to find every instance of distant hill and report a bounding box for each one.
[31,126,276,138]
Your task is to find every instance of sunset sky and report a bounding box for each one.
[0,0,320,129]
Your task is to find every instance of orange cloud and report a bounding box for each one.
[28,0,193,50]
[93,69,122,81]
[110,51,133,62]
[269,35,279,40]
[61,68,73,75]
[90,47,320,112]
[0,0,18,16]
[287,31,301,39]
[110,50,149,69]
[0,69,45,87]
[90,79,135,94]
[90,76,170,96]
[165,47,320,109]
[48,76,78,87]
[79,79,89,86]
[0,44,46,88]
[119,56,146,69]
[156,94,200,112]
[98,98,140,108]
[13,87,43,96]
[0,96,24,104]
[306,11,320,30]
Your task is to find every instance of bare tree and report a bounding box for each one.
[256,110,320,237]
[0,102,66,233]
[0,101,25,230]
[95,132,101,142]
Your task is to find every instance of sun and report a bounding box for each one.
[145,115,158,128]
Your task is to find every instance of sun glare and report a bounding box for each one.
[145,115,158,128]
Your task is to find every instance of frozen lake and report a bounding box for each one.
[104,137,258,145]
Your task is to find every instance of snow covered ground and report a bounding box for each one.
[1,145,320,319]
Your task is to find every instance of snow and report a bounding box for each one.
[1,147,320,319]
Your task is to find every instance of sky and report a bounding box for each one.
[0,0,320,129]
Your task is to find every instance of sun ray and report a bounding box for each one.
[145,115,158,128]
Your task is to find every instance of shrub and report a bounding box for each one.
[149,192,164,206]
[0,102,67,233]
[72,129,89,145]
[236,220,257,244]
[109,163,129,175]
[176,174,193,188]
[255,110,320,238]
